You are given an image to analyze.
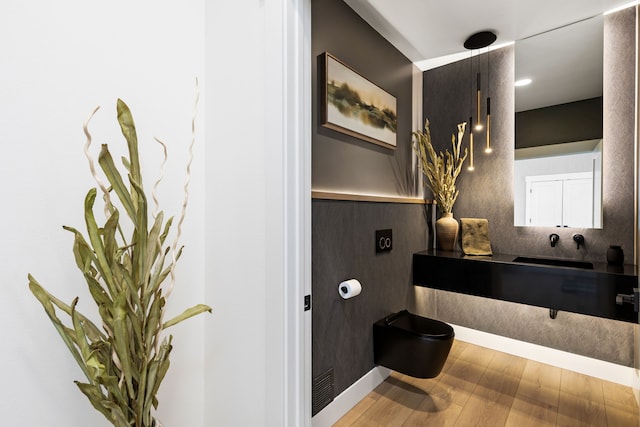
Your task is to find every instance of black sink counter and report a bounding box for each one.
[413,250,638,323]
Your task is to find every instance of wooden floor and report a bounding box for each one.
[334,341,639,427]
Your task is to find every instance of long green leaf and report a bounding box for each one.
[98,145,137,222]
[102,209,120,270]
[83,189,116,290]
[97,374,128,410]
[144,212,165,288]
[103,400,133,427]
[28,276,90,380]
[70,298,97,380]
[129,174,148,289]
[116,99,141,186]
[63,226,97,276]
[149,246,183,297]
[143,359,160,423]
[112,291,135,397]
[75,382,111,421]
[163,304,212,329]
[33,277,106,343]
[147,337,172,410]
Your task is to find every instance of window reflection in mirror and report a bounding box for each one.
[514,139,602,227]
[514,15,603,228]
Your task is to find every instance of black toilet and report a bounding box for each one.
[373,310,454,378]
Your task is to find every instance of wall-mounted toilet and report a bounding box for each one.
[373,310,454,378]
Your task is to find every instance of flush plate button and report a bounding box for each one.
[376,229,393,253]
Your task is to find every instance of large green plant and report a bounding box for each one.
[28,99,211,427]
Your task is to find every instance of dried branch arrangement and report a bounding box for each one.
[28,98,211,427]
[412,119,468,214]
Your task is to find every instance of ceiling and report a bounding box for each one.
[344,0,636,111]
[344,0,635,69]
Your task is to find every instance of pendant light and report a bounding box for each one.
[464,31,497,154]
[468,116,474,171]
[475,72,482,131]
[485,96,492,153]
[485,44,493,154]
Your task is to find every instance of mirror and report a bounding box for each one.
[514,15,603,228]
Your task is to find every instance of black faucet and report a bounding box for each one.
[572,233,585,249]
[549,234,559,247]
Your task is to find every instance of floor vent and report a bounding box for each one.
[312,368,334,416]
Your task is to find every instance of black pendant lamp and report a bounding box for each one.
[464,31,496,154]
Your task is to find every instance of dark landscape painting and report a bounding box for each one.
[322,52,397,148]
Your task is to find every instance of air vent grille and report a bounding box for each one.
[312,368,334,416]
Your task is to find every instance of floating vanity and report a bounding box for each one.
[413,250,638,323]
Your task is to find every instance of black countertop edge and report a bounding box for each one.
[414,249,638,277]
[413,249,638,323]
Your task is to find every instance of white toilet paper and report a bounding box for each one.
[339,279,362,299]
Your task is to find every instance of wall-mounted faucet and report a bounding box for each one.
[549,233,559,247]
[572,233,585,249]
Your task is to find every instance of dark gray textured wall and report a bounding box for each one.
[312,200,429,398]
[312,0,418,197]
[424,45,515,256]
[311,0,425,406]
[423,8,635,264]
[416,7,636,366]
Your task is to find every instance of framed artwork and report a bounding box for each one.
[320,52,397,149]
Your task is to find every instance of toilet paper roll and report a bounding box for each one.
[339,279,362,299]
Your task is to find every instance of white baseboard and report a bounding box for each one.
[311,365,391,427]
[311,325,638,427]
[451,323,637,388]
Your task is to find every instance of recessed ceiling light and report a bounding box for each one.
[515,78,532,87]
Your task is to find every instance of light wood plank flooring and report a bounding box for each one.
[334,341,639,427]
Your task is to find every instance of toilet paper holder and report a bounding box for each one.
[339,279,362,299]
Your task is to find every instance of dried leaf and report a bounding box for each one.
[28,277,90,380]
[116,99,141,186]
[163,304,212,329]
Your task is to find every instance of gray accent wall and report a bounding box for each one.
[417,7,636,367]
[312,200,429,397]
[311,0,424,402]
[312,0,418,197]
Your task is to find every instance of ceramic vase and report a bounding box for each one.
[436,212,459,251]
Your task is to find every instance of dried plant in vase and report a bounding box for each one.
[28,96,211,427]
[412,119,468,250]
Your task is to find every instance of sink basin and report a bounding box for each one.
[512,256,594,270]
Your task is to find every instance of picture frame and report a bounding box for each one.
[320,52,397,149]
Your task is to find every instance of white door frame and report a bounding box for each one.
[273,0,312,424]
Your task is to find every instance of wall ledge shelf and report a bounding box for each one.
[312,190,433,204]
[413,249,638,323]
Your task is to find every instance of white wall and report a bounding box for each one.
[203,2,267,425]
[0,1,206,425]
[1,1,309,425]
